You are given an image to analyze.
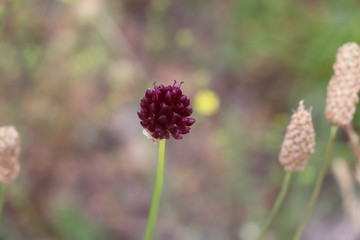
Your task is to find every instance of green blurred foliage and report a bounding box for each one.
[54,206,111,240]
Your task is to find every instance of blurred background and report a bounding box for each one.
[1,0,360,239]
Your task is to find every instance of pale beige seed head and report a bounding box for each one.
[0,126,20,183]
[279,101,316,172]
[325,42,360,126]
[325,75,359,126]
[333,42,360,79]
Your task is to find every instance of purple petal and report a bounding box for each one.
[167,124,177,134]
[172,130,183,139]
[137,112,144,120]
[179,126,190,134]
[174,103,184,114]
[145,89,153,98]
[164,131,170,139]
[158,115,167,123]
[164,92,172,105]
[140,121,147,128]
[149,103,159,114]
[185,118,196,126]
[160,103,170,114]
[181,96,190,107]
[181,108,193,117]
[175,118,186,125]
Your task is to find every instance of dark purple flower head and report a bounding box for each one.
[138,81,196,140]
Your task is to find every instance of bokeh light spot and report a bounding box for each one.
[175,29,194,47]
[194,89,220,116]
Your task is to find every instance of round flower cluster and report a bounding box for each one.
[138,81,196,140]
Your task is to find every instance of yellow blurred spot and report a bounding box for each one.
[175,29,194,47]
[194,89,220,116]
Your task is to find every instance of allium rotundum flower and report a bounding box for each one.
[325,42,360,126]
[279,101,315,172]
[138,81,196,140]
[0,126,20,183]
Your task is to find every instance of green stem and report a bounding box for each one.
[0,185,7,226]
[144,139,166,240]
[256,171,293,240]
[292,126,338,240]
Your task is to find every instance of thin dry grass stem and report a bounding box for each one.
[355,165,360,184]
[332,159,360,233]
[343,124,360,165]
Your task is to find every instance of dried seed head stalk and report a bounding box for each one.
[325,42,360,126]
[279,101,316,172]
[356,164,360,184]
[0,126,20,183]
